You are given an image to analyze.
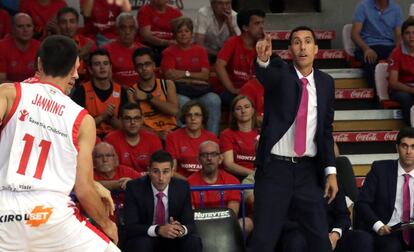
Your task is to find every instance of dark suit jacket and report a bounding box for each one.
[284,191,350,232]
[355,160,399,231]
[255,58,336,169]
[123,176,197,240]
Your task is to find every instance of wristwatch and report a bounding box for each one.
[155,225,160,236]
[146,92,153,101]
[185,70,191,78]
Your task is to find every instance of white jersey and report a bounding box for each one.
[0,82,87,195]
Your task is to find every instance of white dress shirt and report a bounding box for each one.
[372,162,414,232]
[257,59,336,175]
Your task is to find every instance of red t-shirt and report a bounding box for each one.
[94,164,141,181]
[104,129,162,172]
[220,128,258,171]
[161,44,210,72]
[188,169,241,209]
[217,36,257,89]
[103,40,144,87]
[19,0,67,40]
[137,4,182,40]
[80,0,121,40]
[239,78,264,117]
[0,37,40,81]
[165,128,219,177]
[0,9,11,39]
[388,44,414,84]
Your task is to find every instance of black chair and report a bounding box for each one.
[194,208,245,252]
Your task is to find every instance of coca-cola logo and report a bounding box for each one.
[275,50,291,59]
[334,133,349,142]
[384,132,397,141]
[355,133,377,142]
[316,31,334,40]
[321,50,344,59]
[335,90,345,99]
[350,90,373,99]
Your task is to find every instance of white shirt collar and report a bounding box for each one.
[293,65,315,87]
[151,183,169,198]
[397,161,414,177]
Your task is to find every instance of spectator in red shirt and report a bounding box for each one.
[0,7,11,39]
[165,100,218,179]
[104,102,163,172]
[71,49,128,139]
[161,17,221,135]
[215,9,265,105]
[188,140,241,215]
[239,78,264,124]
[0,13,40,83]
[81,0,131,46]
[388,18,414,126]
[103,12,144,87]
[57,7,96,80]
[220,95,259,179]
[93,142,141,191]
[19,0,67,40]
[137,0,182,64]
[128,47,179,140]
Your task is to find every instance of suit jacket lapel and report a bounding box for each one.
[314,70,324,138]
[388,160,399,212]
[289,65,302,115]
[145,177,155,223]
[168,180,175,218]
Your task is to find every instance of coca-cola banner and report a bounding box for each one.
[266,30,335,40]
[274,49,345,60]
[333,131,398,142]
[335,89,374,100]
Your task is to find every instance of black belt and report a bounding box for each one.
[271,154,314,163]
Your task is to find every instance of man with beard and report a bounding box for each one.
[128,47,178,140]
[71,48,128,139]
[104,103,162,172]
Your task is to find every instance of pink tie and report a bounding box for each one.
[155,192,165,225]
[403,174,411,245]
[294,77,309,156]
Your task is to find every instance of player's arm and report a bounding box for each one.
[74,114,118,244]
[0,83,16,126]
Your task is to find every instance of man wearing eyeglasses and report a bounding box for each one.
[104,102,162,172]
[71,48,128,139]
[188,140,241,214]
[355,127,414,252]
[128,47,179,140]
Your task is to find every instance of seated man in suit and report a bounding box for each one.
[281,191,373,252]
[355,127,414,252]
[123,150,202,252]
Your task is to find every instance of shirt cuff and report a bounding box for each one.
[324,166,337,176]
[373,221,385,233]
[182,225,188,236]
[331,228,342,238]
[147,225,158,237]
[256,58,270,68]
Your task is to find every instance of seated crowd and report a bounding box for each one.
[2,0,414,252]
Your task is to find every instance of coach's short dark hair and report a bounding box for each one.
[289,26,317,45]
[149,150,174,168]
[397,127,414,144]
[38,35,78,77]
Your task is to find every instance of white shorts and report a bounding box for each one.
[0,190,120,252]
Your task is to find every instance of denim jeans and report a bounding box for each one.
[177,93,221,135]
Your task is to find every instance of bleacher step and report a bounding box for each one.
[344,153,398,165]
[333,120,405,131]
[335,78,369,88]
[334,109,402,121]
[333,130,398,143]
[321,68,364,79]
[353,164,371,177]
